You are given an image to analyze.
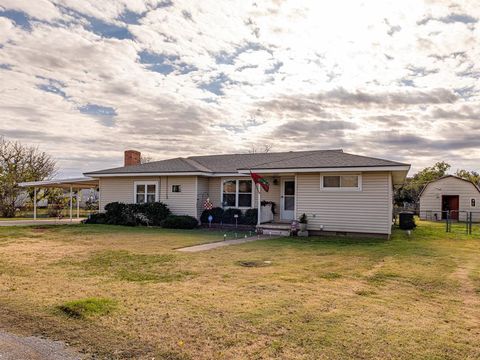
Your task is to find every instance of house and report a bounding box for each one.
[81,149,410,237]
[419,175,480,221]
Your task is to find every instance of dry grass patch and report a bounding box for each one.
[0,221,479,359]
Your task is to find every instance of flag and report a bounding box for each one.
[250,172,269,192]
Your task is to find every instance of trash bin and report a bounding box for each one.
[399,212,415,230]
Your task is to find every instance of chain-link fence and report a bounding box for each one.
[419,210,480,235]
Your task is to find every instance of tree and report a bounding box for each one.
[249,144,273,154]
[394,161,451,206]
[140,154,155,164]
[455,169,480,186]
[0,137,56,217]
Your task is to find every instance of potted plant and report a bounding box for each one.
[299,213,308,231]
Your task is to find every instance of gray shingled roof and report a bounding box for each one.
[85,149,409,175]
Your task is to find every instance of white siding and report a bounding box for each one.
[99,176,160,210]
[419,177,480,221]
[159,176,197,217]
[98,176,197,217]
[196,176,210,219]
[296,172,392,235]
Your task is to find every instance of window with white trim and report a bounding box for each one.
[321,175,361,191]
[134,182,157,203]
[471,198,476,207]
[172,185,181,193]
[222,179,252,208]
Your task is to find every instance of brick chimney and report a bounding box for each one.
[124,150,141,166]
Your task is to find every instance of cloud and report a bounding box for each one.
[418,13,477,25]
[0,0,479,175]
[272,119,358,138]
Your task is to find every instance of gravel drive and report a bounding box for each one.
[0,330,83,360]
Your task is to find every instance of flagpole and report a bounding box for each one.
[257,183,261,226]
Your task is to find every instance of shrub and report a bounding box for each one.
[57,297,117,319]
[243,208,258,225]
[222,208,243,224]
[140,202,171,226]
[121,204,144,226]
[161,215,198,229]
[103,202,171,226]
[84,213,107,224]
[200,207,224,224]
[104,202,126,224]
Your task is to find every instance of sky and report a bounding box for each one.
[0,0,479,178]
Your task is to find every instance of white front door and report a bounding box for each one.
[281,178,295,221]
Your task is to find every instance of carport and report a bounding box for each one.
[18,177,99,221]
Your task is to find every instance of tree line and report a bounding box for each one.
[394,161,480,206]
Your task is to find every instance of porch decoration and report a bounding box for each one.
[250,172,269,192]
[203,198,213,210]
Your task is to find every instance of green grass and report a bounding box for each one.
[57,298,117,318]
[63,250,195,283]
[0,220,479,359]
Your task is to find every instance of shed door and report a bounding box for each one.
[442,195,459,220]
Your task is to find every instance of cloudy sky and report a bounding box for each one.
[0,0,479,177]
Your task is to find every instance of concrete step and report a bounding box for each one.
[258,228,291,236]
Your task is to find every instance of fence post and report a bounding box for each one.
[469,212,473,235]
[446,211,450,233]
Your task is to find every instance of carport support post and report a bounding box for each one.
[69,186,73,222]
[76,189,80,219]
[33,187,37,220]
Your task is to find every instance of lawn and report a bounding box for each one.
[0,221,479,359]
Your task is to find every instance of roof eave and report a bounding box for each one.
[237,165,411,174]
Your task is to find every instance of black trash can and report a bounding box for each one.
[399,212,416,230]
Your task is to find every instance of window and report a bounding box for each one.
[321,175,361,191]
[222,179,253,208]
[172,185,181,193]
[134,182,157,203]
[471,198,476,207]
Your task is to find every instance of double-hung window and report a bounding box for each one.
[222,179,253,208]
[321,174,362,191]
[134,182,158,203]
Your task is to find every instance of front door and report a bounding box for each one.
[442,195,459,220]
[281,178,295,221]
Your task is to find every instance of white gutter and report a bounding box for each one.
[84,172,251,178]
[237,166,411,174]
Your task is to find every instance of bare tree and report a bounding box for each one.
[0,137,56,217]
[249,144,273,154]
[140,154,155,164]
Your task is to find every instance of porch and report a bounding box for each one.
[255,174,297,227]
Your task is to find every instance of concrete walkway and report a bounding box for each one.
[0,218,84,226]
[177,234,281,252]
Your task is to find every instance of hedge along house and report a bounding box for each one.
[419,175,480,222]
[82,149,410,237]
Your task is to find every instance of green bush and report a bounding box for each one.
[103,202,171,226]
[141,202,171,226]
[200,207,224,224]
[104,202,126,224]
[222,208,243,224]
[161,215,198,229]
[243,208,258,225]
[84,213,107,224]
